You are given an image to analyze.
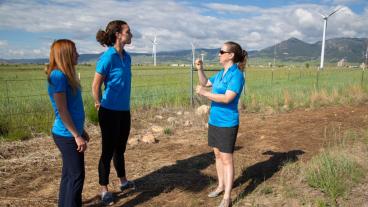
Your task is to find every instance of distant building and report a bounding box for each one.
[337,58,347,67]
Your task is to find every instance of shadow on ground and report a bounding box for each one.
[232,150,305,205]
[84,151,218,207]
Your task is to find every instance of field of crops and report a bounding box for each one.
[0,64,367,140]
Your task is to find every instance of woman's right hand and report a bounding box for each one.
[94,102,100,110]
[75,136,87,152]
[195,59,203,70]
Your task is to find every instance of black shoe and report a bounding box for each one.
[101,192,114,206]
[120,180,135,192]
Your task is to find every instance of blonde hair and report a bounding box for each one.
[45,39,80,93]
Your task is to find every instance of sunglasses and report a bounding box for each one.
[219,50,231,55]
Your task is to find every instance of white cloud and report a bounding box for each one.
[0,40,8,48]
[294,8,315,26]
[205,3,261,13]
[7,47,49,59]
[0,1,367,59]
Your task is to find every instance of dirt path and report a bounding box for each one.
[1,104,368,206]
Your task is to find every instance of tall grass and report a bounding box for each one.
[0,64,367,140]
[305,151,364,200]
[274,128,368,206]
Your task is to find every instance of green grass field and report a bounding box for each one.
[0,64,367,140]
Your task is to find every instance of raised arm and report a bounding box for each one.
[195,59,212,87]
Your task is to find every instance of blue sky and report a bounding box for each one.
[0,0,367,59]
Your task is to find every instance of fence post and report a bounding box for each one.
[5,80,12,131]
[362,68,365,88]
[316,68,320,89]
[271,68,274,85]
[190,64,194,107]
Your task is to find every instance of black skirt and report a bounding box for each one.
[208,124,239,153]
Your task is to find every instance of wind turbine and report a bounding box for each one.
[318,7,342,70]
[191,42,195,66]
[151,35,158,66]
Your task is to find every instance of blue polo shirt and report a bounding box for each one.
[48,69,85,138]
[96,47,131,111]
[208,64,245,127]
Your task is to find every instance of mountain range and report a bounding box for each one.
[1,37,367,64]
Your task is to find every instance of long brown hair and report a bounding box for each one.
[225,41,248,71]
[45,39,80,92]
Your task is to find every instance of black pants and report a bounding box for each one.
[53,134,85,207]
[98,106,131,185]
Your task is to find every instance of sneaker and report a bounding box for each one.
[101,192,114,206]
[120,180,136,192]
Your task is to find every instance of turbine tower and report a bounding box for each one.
[191,42,195,66]
[319,7,341,70]
[151,35,158,66]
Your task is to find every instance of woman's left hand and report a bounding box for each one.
[82,130,90,142]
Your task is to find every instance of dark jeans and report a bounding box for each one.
[98,106,131,185]
[53,134,85,207]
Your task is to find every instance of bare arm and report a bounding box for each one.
[54,93,87,152]
[195,59,212,87]
[196,86,237,104]
[92,72,104,110]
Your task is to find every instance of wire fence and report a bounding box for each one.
[0,66,367,140]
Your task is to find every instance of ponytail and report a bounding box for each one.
[96,30,109,46]
[238,50,248,71]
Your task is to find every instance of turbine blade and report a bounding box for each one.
[317,12,326,18]
[328,7,341,17]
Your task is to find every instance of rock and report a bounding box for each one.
[196,105,209,115]
[184,120,192,127]
[155,115,163,120]
[184,111,190,116]
[128,137,139,145]
[151,125,164,133]
[141,133,157,144]
[167,117,176,124]
[176,111,183,116]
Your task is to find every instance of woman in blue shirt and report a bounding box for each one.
[196,41,247,207]
[92,20,134,205]
[46,39,89,207]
